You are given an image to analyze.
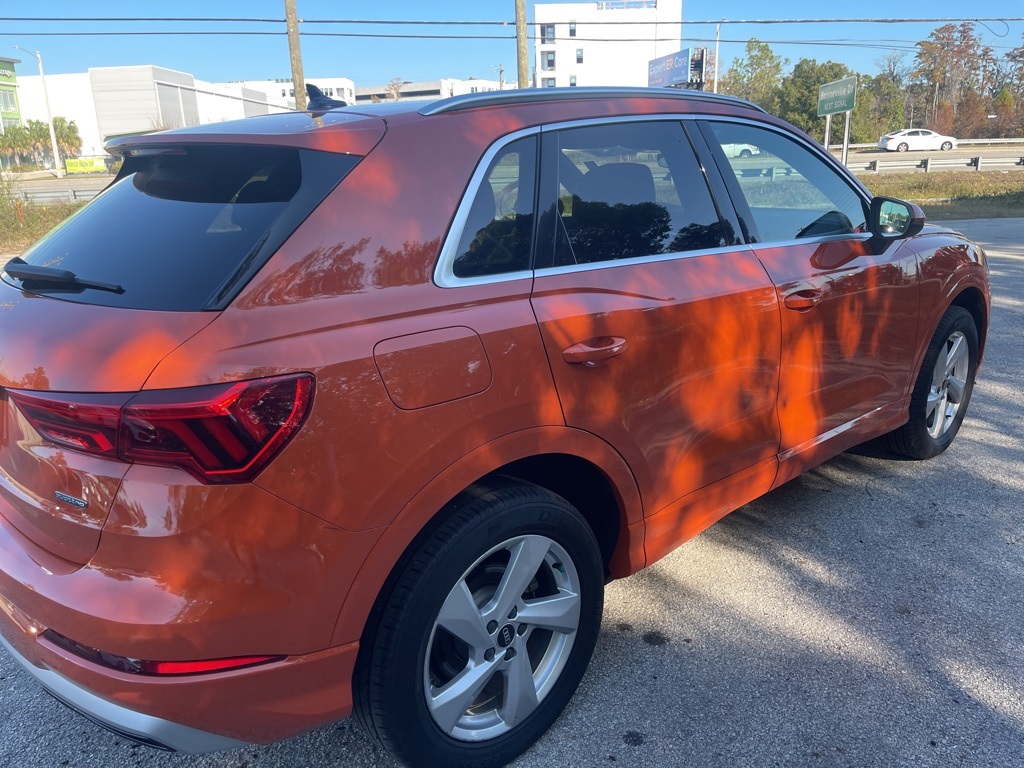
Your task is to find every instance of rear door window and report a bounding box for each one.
[5,145,359,311]
[541,121,729,268]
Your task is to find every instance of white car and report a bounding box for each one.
[878,129,958,152]
[721,142,759,158]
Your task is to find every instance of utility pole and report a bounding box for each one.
[713,19,723,94]
[14,46,62,177]
[284,0,307,111]
[515,0,528,88]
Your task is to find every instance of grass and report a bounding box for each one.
[0,177,84,254]
[857,171,1024,220]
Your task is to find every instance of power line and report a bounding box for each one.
[2,15,1023,26]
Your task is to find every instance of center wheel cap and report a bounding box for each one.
[496,623,517,648]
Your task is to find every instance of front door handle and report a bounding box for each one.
[562,336,628,367]
[783,289,823,311]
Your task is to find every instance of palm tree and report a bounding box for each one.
[0,123,31,169]
[53,116,83,161]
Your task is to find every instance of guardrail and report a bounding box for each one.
[17,189,100,203]
[846,137,1024,149]
[850,155,1024,174]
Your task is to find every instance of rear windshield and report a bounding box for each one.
[5,145,359,311]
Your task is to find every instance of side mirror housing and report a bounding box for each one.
[869,196,925,240]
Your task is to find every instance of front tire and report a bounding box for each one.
[355,482,604,768]
[940,141,953,151]
[882,306,978,459]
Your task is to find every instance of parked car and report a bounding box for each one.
[0,87,990,768]
[721,142,759,157]
[878,128,958,152]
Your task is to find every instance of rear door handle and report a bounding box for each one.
[783,289,823,311]
[562,337,628,367]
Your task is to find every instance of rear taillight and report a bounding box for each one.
[7,373,314,484]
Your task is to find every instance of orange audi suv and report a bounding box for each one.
[0,88,989,767]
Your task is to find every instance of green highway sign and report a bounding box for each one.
[817,76,857,117]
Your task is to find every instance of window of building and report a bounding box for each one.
[550,121,727,267]
[569,22,577,37]
[541,24,555,44]
[569,76,577,87]
[542,78,556,88]
[0,90,16,112]
[705,121,866,243]
[545,52,556,71]
[453,136,538,278]
[576,49,584,64]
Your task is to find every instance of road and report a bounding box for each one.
[1,219,1022,767]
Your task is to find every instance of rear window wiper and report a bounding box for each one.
[3,257,125,294]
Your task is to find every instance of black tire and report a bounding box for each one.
[882,306,978,459]
[739,148,753,158]
[355,482,604,768]
[940,141,953,151]
[897,142,909,152]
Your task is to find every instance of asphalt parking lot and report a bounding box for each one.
[1,218,1021,768]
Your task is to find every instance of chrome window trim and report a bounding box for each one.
[536,243,757,278]
[433,126,541,289]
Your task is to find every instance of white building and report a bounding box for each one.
[228,77,356,107]
[17,66,294,157]
[533,0,683,88]
[355,78,509,104]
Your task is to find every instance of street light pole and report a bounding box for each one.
[14,46,63,177]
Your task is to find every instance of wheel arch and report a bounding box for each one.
[331,426,644,648]
[950,285,989,363]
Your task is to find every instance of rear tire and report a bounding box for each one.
[881,306,978,459]
[896,142,909,152]
[355,482,604,768]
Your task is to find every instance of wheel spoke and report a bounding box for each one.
[437,580,493,649]
[486,536,551,623]
[499,650,540,728]
[925,389,942,423]
[944,335,965,377]
[928,390,949,438]
[428,659,501,734]
[946,374,966,403]
[517,591,581,634]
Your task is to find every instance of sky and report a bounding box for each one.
[2,1,1023,87]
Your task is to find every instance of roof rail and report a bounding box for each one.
[419,87,767,117]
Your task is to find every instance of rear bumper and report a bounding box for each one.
[0,601,361,750]
[1,629,246,752]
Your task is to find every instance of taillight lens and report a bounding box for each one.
[7,373,314,484]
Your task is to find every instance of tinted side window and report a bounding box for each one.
[705,121,867,243]
[452,136,537,278]
[551,121,727,267]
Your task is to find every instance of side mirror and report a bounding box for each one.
[869,197,925,240]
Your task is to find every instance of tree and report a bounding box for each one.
[931,100,955,135]
[914,23,985,122]
[25,120,50,168]
[777,58,851,139]
[857,75,905,141]
[0,123,31,167]
[386,77,405,101]
[724,39,787,114]
[876,52,909,88]
[955,90,988,138]
[52,117,82,161]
